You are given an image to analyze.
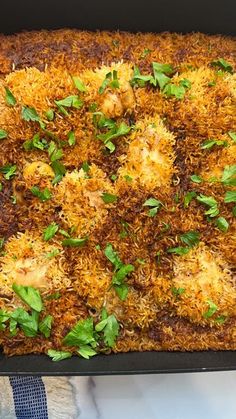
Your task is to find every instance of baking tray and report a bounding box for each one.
[0,0,235,375]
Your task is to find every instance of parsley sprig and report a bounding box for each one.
[104,244,135,300]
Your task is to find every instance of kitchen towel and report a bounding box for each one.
[0,376,78,419]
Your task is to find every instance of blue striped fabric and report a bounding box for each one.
[9,376,48,419]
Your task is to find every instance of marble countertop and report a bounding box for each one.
[69,371,236,419]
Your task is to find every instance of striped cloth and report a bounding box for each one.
[0,377,78,418]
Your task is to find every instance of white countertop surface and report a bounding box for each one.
[69,371,236,419]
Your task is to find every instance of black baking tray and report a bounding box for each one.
[0,0,235,375]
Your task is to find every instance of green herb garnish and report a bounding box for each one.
[43,223,59,241]
[190,174,203,184]
[68,131,76,146]
[0,164,17,180]
[12,284,43,312]
[201,139,227,149]
[171,287,185,296]
[143,197,163,217]
[215,217,229,232]
[95,309,119,347]
[184,191,197,208]
[5,87,16,106]
[72,76,87,92]
[45,109,55,121]
[31,186,52,202]
[203,300,218,318]
[224,191,236,203]
[221,165,236,186]
[62,237,88,247]
[98,70,119,94]
[23,133,48,151]
[196,194,219,217]
[55,95,83,115]
[101,193,118,204]
[227,132,236,143]
[180,231,200,248]
[47,349,72,362]
[0,129,8,140]
[39,315,53,338]
[211,58,233,73]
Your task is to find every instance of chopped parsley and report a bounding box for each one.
[143,197,163,217]
[5,87,16,106]
[180,231,200,247]
[96,117,132,153]
[21,106,45,129]
[68,131,76,146]
[63,317,97,347]
[104,243,134,300]
[55,95,83,115]
[110,174,117,181]
[211,58,233,73]
[45,109,55,121]
[45,292,61,300]
[196,194,219,217]
[62,237,88,247]
[12,284,43,312]
[190,174,203,184]
[82,161,90,173]
[184,191,197,208]
[72,76,87,92]
[98,70,119,94]
[51,160,66,185]
[224,191,236,203]
[227,131,236,143]
[95,309,120,347]
[43,223,59,241]
[23,133,48,151]
[167,247,190,256]
[101,193,118,204]
[10,308,39,337]
[221,165,236,186]
[0,164,17,180]
[215,217,229,232]
[201,139,227,149]
[203,299,218,318]
[39,315,53,338]
[47,349,72,362]
[163,83,186,100]
[48,141,63,162]
[31,186,52,202]
[45,249,60,259]
[140,48,152,59]
[171,287,185,296]
[0,129,8,140]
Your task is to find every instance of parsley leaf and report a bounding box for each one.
[77,345,97,359]
[47,349,72,362]
[12,284,43,312]
[95,313,119,347]
[130,66,154,87]
[45,109,55,121]
[97,121,132,153]
[31,186,52,202]
[171,287,185,296]
[43,223,59,241]
[68,131,76,146]
[63,317,96,347]
[163,83,186,99]
[180,231,200,247]
[51,160,66,185]
[22,106,44,128]
[227,131,236,143]
[5,87,16,106]
[62,237,88,247]
[82,161,90,173]
[221,165,236,186]
[140,48,152,59]
[143,197,163,217]
[45,291,61,300]
[196,194,219,217]
[104,244,134,300]
[101,193,118,204]
[39,315,53,338]
[190,174,203,183]
[0,129,8,140]
[203,300,218,318]
[98,70,119,94]
[0,164,17,180]
[201,139,227,149]
[224,191,236,203]
[167,247,190,256]
[211,58,233,73]
[104,244,123,270]
[48,141,63,162]
[10,308,39,337]
[215,217,229,232]
[184,191,197,208]
[23,133,48,151]
[55,95,83,115]
[72,76,87,92]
